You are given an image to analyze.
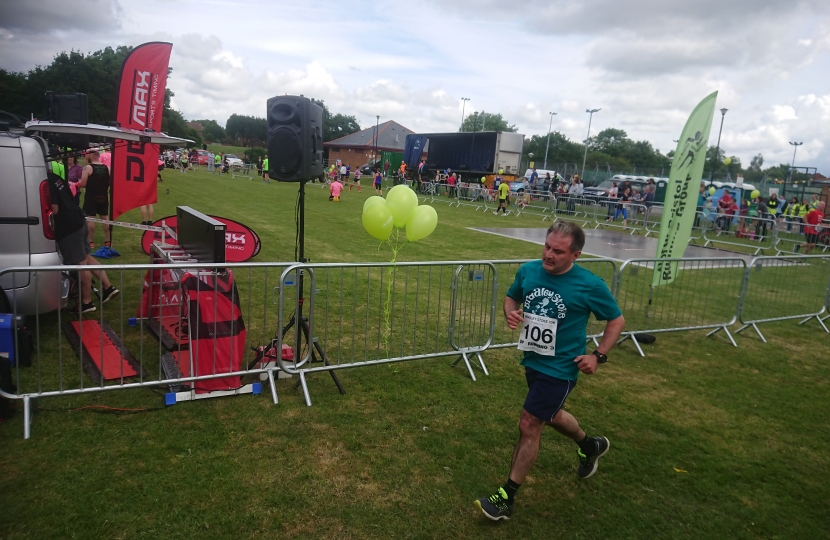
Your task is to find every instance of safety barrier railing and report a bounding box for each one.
[594,203,649,234]
[552,195,594,227]
[272,261,499,405]
[735,254,830,342]
[0,261,300,438]
[513,189,556,220]
[452,183,489,210]
[702,215,779,255]
[486,259,620,350]
[418,182,455,205]
[614,257,747,356]
[3,253,827,438]
[774,220,830,255]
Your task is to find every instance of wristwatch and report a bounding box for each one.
[592,350,608,364]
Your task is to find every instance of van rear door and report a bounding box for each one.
[0,142,31,288]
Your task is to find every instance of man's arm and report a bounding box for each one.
[79,165,91,187]
[504,296,523,330]
[574,314,625,375]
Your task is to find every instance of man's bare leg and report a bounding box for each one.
[547,408,586,442]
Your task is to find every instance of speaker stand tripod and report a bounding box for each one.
[280,179,345,406]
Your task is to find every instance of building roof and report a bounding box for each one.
[324,120,413,151]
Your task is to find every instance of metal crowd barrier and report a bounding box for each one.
[3,252,828,438]
[272,261,499,405]
[452,183,489,210]
[513,189,555,220]
[595,203,649,234]
[735,254,830,342]
[703,214,779,255]
[614,257,747,356]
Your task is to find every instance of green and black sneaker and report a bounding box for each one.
[474,487,514,521]
[577,436,610,479]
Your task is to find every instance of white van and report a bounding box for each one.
[0,130,66,315]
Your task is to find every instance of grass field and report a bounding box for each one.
[1,167,829,539]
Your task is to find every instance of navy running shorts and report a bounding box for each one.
[523,367,577,422]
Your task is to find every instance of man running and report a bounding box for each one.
[495,180,510,215]
[474,222,625,521]
[795,201,826,254]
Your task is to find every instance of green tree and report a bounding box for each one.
[194,119,227,144]
[591,128,633,157]
[460,111,517,133]
[226,114,267,147]
[321,103,360,142]
[748,153,764,171]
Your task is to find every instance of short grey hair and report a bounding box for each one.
[546,221,585,252]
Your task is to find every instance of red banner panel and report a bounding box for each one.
[112,42,173,219]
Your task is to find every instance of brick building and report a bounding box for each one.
[324,120,413,167]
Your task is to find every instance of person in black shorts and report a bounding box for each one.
[79,149,111,248]
[48,170,118,313]
[474,222,625,521]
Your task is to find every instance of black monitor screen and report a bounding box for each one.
[176,206,226,264]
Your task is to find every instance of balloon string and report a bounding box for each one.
[382,229,405,359]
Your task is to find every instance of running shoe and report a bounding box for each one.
[474,487,513,521]
[101,286,120,304]
[577,436,610,479]
[80,302,96,313]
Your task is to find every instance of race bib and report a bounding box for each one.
[518,312,557,356]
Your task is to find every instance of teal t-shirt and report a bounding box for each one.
[507,260,621,380]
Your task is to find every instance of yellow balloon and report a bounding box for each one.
[750,190,760,199]
[363,196,385,212]
[723,157,732,166]
[385,185,419,228]
[362,201,394,241]
[709,187,716,195]
[405,205,438,242]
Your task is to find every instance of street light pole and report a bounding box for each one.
[460,98,470,132]
[481,112,487,131]
[581,108,600,179]
[544,111,557,170]
[708,108,728,187]
[789,141,803,184]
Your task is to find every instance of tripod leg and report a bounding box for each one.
[298,317,346,395]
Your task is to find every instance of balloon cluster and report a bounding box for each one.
[362,185,437,243]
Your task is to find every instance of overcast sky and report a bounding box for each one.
[2,0,829,172]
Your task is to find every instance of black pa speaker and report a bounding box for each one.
[45,92,89,125]
[267,95,323,182]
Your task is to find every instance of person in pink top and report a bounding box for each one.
[329,178,343,202]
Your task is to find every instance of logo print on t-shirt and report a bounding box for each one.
[524,287,567,319]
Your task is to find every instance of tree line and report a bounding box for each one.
[0,46,806,183]
[0,46,362,152]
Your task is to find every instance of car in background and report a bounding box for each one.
[223,154,244,168]
[583,175,654,202]
[193,149,210,165]
[509,180,528,193]
[359,160,381,175]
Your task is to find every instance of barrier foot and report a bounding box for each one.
[706,324,740,347]
[268,369,279,404]
[23,395,31,440]
[799,314,829,333]
[459,353,477,382]
[630,334,645,357]
[732,323,765,343]
[299,372,312,407]
[617,334,645,357]
[475,353,489,377]
[592,336,600,348]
